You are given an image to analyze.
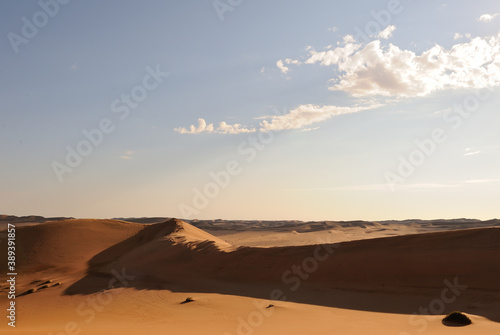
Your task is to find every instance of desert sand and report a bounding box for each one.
[1,216,499,334]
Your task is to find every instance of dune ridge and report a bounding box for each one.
[71,219,500,295]
[2,217,500,335]
[3,218,499,295]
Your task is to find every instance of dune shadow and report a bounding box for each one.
[63,220,500,324]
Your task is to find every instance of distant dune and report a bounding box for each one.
[1,216,499,334]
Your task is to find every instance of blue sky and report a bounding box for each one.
[1,0,500,220]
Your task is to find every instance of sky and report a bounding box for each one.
[1,0,500,221]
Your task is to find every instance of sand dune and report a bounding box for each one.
[10,219,143,274]
[117,217,500,246]
[1,217,499,334]
[71,219,500,301]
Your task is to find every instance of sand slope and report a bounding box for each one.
[1,218,499,334]
[75,219,500,294]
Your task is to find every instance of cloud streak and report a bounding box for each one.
[259,104,378,131]
[120,150,134,160]
[464,179,500,184]
[464,148,481,156]
[286,183,460,192]
[175,102,380,135]
[174,119,256,134]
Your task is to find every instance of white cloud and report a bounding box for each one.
[178,32,500,136]
[276,60,290,74]
[479,13,500,22]
[216,121,256,134]
[328,26,338,32]
[377,25,396,40]
[174,118,214,134]
[276,58,301,74]
[301,33,500,97]
[174,118,255,135]
[343,34,356,44]
[259,103,378,131]
[176,103,380,135]
[304,41,361,66]
[454,33,471,40]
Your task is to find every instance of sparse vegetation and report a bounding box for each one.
[442,311,472,326]
[19,288,37,296]
[180,297,194,304]
[266,304,274,308]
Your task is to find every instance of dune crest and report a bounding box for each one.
[3,217,500,334]
[42,219,497,302]
[162,218,233,250]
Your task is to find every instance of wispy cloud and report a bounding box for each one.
[453,32,471,40]
[120,150,134,159]
[478,13,500,22]
[400,183,460,190]
[174,118,256,135]
[259,103,379,131]
[464,148,481,156]
[175,102,381,135]
[303,37,361,67]
[464,178,500,184]
[286,183,460,192]
[302,127,319,132]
